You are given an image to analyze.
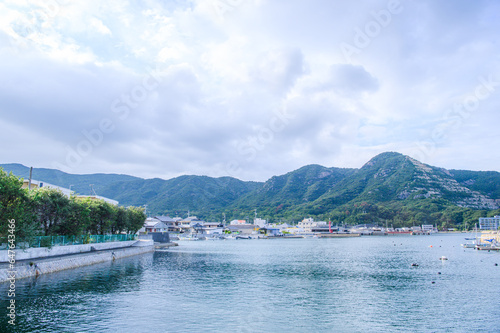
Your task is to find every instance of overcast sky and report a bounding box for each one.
[1,0,499,181]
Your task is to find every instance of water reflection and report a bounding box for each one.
[0,235,499,333]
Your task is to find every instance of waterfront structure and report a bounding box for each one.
[297,218,327,233]
[254,218,267,228]
[479,216,500,230]
[259,227,281,236]
[155,216,177,232]
[227,224,259,235]
[421,225,434,232]
[141,218,168,233]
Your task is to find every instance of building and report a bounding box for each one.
[140,217,168,233]
[227,224,259,235]
[230,219,247,225]
[155,216,178,232]
[254,218,267,228]
[22,179,119,205]
[479,216,500,230]
[22,179,73,197]
[297,218,327,233]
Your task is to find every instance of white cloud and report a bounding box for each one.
[0,0,499,181]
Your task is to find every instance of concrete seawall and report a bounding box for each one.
[0,240,138,262]
[0,240,155,283]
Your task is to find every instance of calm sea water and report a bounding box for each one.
[1,233,499,333]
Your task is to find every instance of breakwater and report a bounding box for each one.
[0,240,155,283]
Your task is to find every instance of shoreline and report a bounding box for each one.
[0,241,176,283]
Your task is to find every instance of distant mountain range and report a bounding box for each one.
[2,152,500,227]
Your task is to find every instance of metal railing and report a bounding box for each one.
[0,234,137,249]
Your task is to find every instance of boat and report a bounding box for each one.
[177,234,202,241]
[235,235,251,240]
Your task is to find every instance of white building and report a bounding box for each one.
[479,216,500,230]
[230,219,247,225]
[297,218,327,233]
[421,225,434,232]
[22,179,73,197]
[254,218,267,228]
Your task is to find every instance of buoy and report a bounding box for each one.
[495,263,498,266]
[429,245,433,248]
[438,272,441,275]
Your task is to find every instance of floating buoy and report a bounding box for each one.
[495,263,498,266]
[429,245,433,248]
[438,272,441,275]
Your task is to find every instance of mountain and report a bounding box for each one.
[304,152,499,211]
[0,163,261,219]
[2,152,500,227]
[229,164,356,215]
[98,175,261,217]
[0,163,141,196]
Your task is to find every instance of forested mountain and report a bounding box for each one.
[2,152,500,228]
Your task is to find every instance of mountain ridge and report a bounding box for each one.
[2,152,499,227]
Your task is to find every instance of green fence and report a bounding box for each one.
[0,234,137,249]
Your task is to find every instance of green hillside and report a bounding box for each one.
[2,152,500,228]
[0,163,140,196]
[99,175,261,219]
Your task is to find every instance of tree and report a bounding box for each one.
[55,197,91,236]
[113,206,129,234]
[30,187,71,236]
[85,199,115,235]
[126,206,146,234]
[0,169,39,240]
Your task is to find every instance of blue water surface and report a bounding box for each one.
[1,233,499,333]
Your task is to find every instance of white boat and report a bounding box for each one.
[177,234,201,241]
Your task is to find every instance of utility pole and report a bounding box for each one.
[28,166,33,190]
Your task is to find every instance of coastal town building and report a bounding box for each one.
[230,219,247,225]
[254,218,267,228]
[297,218,327,233]
[22,179,119,205]
[22,179,73,197]
[479,216,500,230]
[139,217,169,233]
[227,224,259,235]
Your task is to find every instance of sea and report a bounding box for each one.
[1,233,499,333]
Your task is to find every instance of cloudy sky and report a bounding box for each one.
[1,0,499,181]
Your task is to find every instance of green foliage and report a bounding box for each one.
[2,152,500,229]
[29,187,71,236]
[0,169,146,241]
[0,168,38,240]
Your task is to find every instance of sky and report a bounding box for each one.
[1,0,499,182]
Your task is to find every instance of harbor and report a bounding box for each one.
[1,233,498,332]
